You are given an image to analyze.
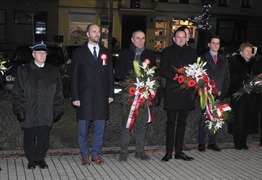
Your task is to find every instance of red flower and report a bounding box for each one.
[134,110,139,117]
[173,73,179,80]
[212,88,219,95]
[202,74,208,83]
[100,53,107,60]
[129,87,136,95]
[144,59,150,66]
[148,101,153,107]
[140,97,146,104]
[127,100,132,106]
[188,79,196,87]
[178,75,184,84]
[178,68,184,73]
[210,80,216,88]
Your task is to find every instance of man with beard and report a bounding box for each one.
[71,23,114,166]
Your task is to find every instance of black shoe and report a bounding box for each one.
[38,160,48,169]
[207,144,222,151]
[234,145,242,150]
[27,161,36,169]
[175,152,194,161]
[161,153,172,162]
[119,152,128,162]
[34,161,40,166]
[198,144,206,152]
[242,144,249,150]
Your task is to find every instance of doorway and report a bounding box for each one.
[121,15,147,50]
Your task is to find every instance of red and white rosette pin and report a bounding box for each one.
[101,54,107,66]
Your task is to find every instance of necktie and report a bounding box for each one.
[214,55,217,64]
[93,46,97,60]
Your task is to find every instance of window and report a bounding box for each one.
[219,0,228,7]
[241,0,252,8]
[0,10,5,43]
[179,0,189,4]
[155,17,168,51]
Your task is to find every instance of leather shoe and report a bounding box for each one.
[82,156,90,166]
[198,144,206,152]
[38,160,48,169]
[135,152,150,161]
[92,156,104,165]
[119,153,127,162]
[27,161,36,169]
[182,144,191,151]
[161,153,172,162]
[242,144,249,150]
[207,144,222,151]
[175,152,194,161]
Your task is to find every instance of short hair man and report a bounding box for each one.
[198,35,230,152]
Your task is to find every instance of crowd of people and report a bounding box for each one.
[8,23,262,169]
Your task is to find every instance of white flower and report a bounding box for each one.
[145,78,155,89]
[146,68,155,76]
[134,78,145,89]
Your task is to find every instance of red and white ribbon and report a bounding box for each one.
[217,104,231,117]
[126,90,140,130]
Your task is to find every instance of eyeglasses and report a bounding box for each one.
[34,51,47,55]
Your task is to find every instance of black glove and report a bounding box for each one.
[53,113,63,123]
[16,112,25,122]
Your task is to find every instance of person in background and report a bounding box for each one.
[198,35,230,152]
[160,29,197,162]
[71,23,114,166]
[115,30,156,162]
[12,42,64,169]
[228,42,259,150]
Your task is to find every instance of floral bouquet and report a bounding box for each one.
[233,73,262,100]
[120,59,159,130]
[173,57,231,134]
[0,58,10,73]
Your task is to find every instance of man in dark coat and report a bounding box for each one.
[160,29,197,161]
[115,30,156,162]
[198,35,230,152]
[12,42,64,169]
[71,23,114,166]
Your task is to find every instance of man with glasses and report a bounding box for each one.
[12,42,64,169]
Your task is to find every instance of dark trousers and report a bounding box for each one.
[120,109,149,153]
[23,126,50,162]
[166,110,189,154]
[198,113,216,145]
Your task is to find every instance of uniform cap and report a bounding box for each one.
[30,42,48,51]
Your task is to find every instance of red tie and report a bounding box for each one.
[214,55,217,64]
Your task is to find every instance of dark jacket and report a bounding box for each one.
[229,54,258,134]
[71,42,114,120]
[114,45,156,80]
[160,43,197,110]
[201,52,230,97]
[12,61,64,128]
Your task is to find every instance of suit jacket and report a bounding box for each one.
[160,43,197,110]
[201,52,230,94]
[71,42,114,120]
[114,46,156,80]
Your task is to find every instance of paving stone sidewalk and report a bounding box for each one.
[0,143,262,180]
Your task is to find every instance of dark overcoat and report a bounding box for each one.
[12,61,64,128]
[160,44,197,110]
[71,42,114,120]
[114,46,156,80]
[229,54,258,134]
[201,52,230,94]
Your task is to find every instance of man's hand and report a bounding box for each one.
[108,97,114,104]
[72,100,80,107]
[16,112,25,122]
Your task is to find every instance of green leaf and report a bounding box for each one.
[199,88,206,110]
[133,60,141,77]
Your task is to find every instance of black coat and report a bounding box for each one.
[229,54,258,134]
[201,52,230,95]
[12,61,64,128]
[71,42,114,120]
[114,46,156,80]
[160,44,197,110]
